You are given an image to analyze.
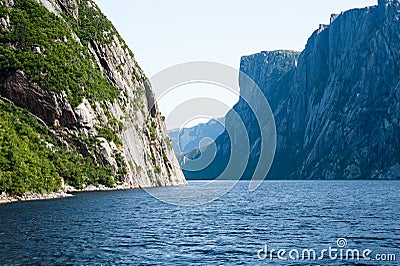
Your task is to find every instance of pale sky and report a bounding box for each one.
[94,0,377,129]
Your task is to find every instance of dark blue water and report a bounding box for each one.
[0,181,399,265]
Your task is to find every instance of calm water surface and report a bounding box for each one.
[0,181,399,265]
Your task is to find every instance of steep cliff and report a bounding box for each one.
[181,51,299,180]
[0,0,186,195]
[182,0,400,180]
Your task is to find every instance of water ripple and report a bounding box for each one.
[0,180,399,265]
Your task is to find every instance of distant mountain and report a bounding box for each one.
[168,118,225,156]
[181,0,400,180]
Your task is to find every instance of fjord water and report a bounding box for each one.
[0,181,399,265]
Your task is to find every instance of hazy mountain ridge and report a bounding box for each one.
[168,118,225,156]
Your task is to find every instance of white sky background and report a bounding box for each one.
[94,0,377,129]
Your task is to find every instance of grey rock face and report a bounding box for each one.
[0,16,10,31]
[279,0,400,180]
[75,98,97,129]
[0,70,77,127]
[182,1,400,180]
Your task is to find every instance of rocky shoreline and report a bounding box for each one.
[0,180,189,204]
[0,191,73,204]
[0,184,136,204]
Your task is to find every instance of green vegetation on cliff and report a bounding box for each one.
[0,0,179,196]
[0,100,114,196]
[0,0,119,108]
[0,0,131,196]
